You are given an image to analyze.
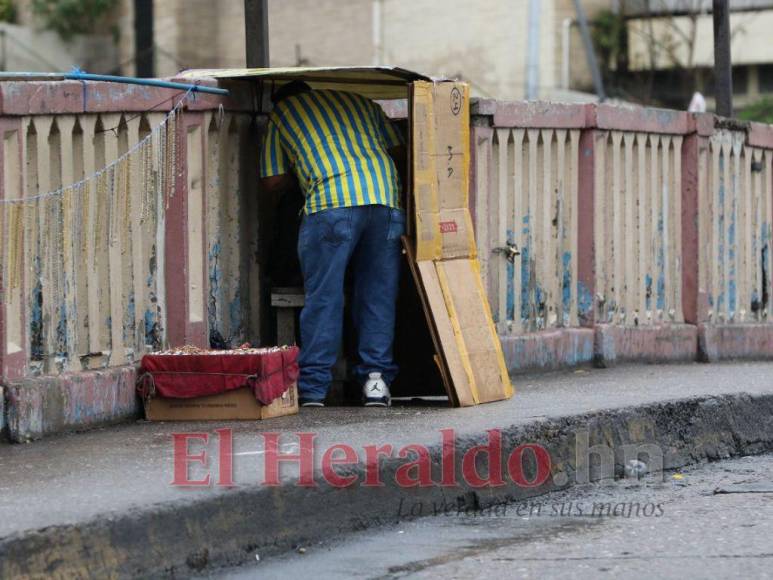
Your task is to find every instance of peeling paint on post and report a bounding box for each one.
[475,124,580,334]
[205,114,246,349]
[472,103,588,370]
[0,117,28,381]
[700,130,772,326]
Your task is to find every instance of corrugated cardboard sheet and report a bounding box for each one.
[411,81,512,406]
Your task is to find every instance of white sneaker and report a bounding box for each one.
[363,372,391,407]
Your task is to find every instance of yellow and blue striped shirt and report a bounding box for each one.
[260,89,403,214]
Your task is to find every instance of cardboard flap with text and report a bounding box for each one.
[412,81,475,261]
[410,81,512,406]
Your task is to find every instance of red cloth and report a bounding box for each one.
[137,347,299,406]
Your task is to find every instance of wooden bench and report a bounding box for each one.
[271,286,349,403]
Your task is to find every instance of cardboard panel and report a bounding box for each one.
[410,81,512,406]
[417,260,477,406]
[412,84,441,261]
[402,236,465,405]
[438,259,512,403]
[260,381,299,419]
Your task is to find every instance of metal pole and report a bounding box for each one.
[244,0,270,68]
[573,0,606,102]
[134,0,154,77]
[0,30,6,72]
[713,0,733,117]
[525,0,541,100]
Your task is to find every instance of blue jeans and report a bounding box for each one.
[297,204,405,401]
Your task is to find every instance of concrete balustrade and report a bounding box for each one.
[0,80,257,440]
[471,101,773,371]
[2,110,247,375]
[691,118,773,360]
[1,80,773,440]
[472,103,591,371]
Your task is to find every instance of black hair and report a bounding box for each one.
[271,80,312,104]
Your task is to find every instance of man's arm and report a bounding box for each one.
[388,145,407,194]
[260,117,296,194]
[260,172,296,195]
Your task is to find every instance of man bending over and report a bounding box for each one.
[260,81,405,408]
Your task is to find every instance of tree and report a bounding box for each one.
[31,0,119,40]
[592,0,710,108]
[0,0,16,23]
[738,98,773,124]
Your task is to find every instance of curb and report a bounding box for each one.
[2,392,773,578]
[3,366,140,442]
[594,324,698,367]
[698,323,773,362]
[501,328,594,373]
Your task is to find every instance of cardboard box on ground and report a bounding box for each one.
[139,346,300,421]
[144,384,298,421]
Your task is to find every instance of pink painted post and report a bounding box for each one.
[165,124,187,347]
[0,117,27,380]
[165,110,208,348]
[576,120,596,327]
[681,124,699,325]
[0,270,4,379]
[185,111,208,348]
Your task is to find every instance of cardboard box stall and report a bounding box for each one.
[181,67,513,407]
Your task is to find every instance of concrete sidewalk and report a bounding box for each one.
[2,362,773,578]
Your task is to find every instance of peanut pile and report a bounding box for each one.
[151,343,292,356]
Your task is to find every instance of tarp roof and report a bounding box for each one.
[179,66,436,100]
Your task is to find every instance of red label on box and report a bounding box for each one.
[439,220,458,233]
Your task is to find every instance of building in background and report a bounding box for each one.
[2,0,772,115]
[0,0,117,73]
[112,0,246,76]
[604,0,773,114]
[3,0,613,102]
[265,0,612,102]
[107,0,614,102]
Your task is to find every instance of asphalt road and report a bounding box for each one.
[214,454,773,580]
